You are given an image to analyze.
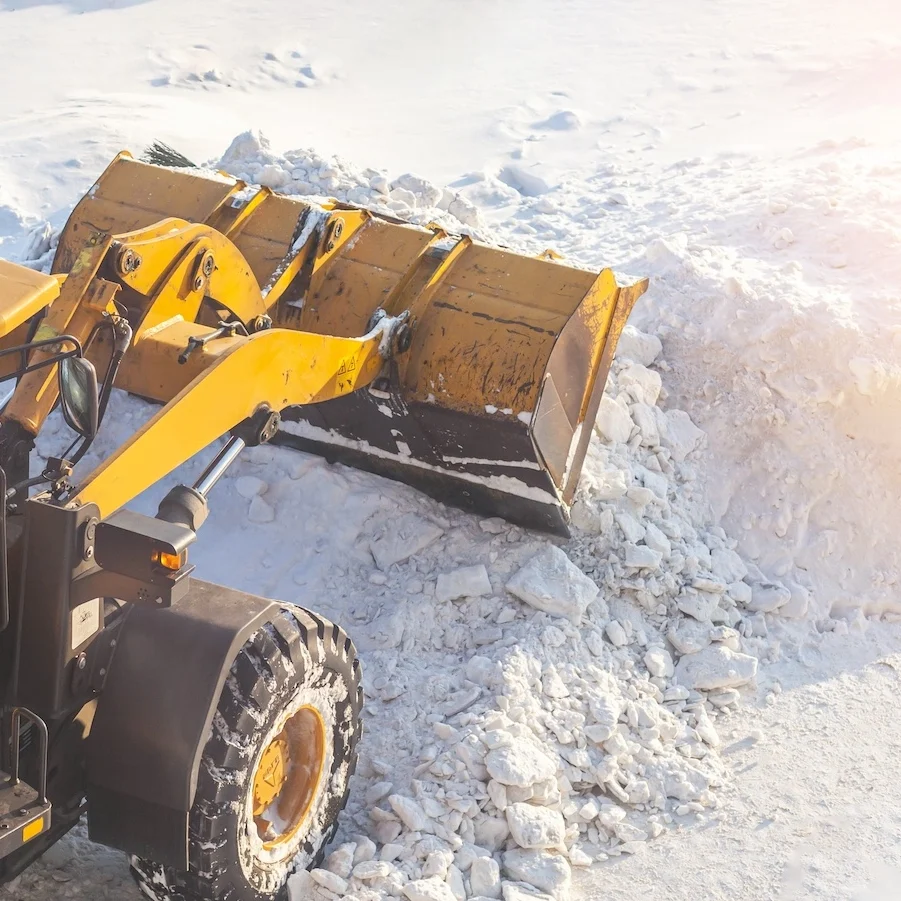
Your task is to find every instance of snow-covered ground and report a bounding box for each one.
[3,1,901,900]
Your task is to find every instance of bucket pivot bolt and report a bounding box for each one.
[325,219,344,253]
[117,248,142,276]
[193,251,216,292]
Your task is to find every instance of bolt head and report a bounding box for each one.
[395,324,413,354]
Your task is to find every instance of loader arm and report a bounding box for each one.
[67,318,403,519]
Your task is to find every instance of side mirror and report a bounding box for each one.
[58,356,99,439]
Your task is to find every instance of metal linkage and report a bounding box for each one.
[193,437,246,499]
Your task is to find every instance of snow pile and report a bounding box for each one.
[214,130,486,234]
[17,131,901,901]
[19,131,853,901]
[273,321,783,901]
[577,148,901,623]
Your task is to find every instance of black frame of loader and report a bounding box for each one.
[0,469,279,879]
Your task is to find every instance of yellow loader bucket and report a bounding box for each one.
[54,154,647,534]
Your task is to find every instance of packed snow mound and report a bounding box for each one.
[214,129,486,233]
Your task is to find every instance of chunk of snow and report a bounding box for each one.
[747,581,791,613]
[403,877,459,901]
[674,645,758,690]
[370,513,444,569]
[502,850,572,896]
[436,565,492,602]
[506,803,566,850]
[485,744,557,787]
[248,495,275,523]
[505,545,599,623]
[617,326,662,366]
[595,395,634,444]
[662,410,705,461]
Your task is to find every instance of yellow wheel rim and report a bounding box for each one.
[251,705,326,850]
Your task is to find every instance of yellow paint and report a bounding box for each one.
[0,261,60,339]
[252,705,325,850]
[253,737,288,816]
[22,816,45,842]
[71,325,389,518]
[3,236,112,435]
[114,219,268,336]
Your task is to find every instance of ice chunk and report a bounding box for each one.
[389,794,432,832]
[667,618,712,655]
[623,544,662,570]
[392,173,443,207]
[781,582,810,618]
[506,545,599,623]
[605,620,629,647]
[485,743,557,787]
[674,645,758,690]
[617,326,662,366]
[506,803,565,850]
[310,868,348,894]
[403,877,459,901]
[618,363,662,406]
[218,129,271,168]
[644,646,675,678]
[448,195,483,228]
[236,475,267,499]
[711,547,748,583]
[470,857,502,898]
[616,513,645,543]
[502,850,572,896]
[595,395,634,444]
[248,495,275,523]
[436,565,492,602]
[643,523,672,557]
[663,410,705,462]
[676,589,720,622]
[324,843,355,878]
[747,581,791,613]
[257,164,292,189]
[501,885,556,901]
[534,109,583,131]
[630,403,660,446]
[370,513,444,569]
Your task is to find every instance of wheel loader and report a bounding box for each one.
[0,150,647,900]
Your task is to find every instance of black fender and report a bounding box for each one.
[85,579,278,868]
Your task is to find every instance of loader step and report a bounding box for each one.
[0,774,51,859]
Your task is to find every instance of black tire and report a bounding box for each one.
[130,605,362,901]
